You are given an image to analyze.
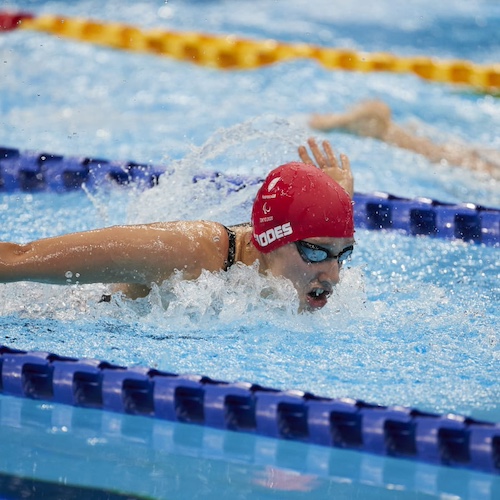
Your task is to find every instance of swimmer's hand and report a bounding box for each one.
[298,138,354,199]
[309,100,391,139]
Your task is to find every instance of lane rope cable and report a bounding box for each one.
[0,345,499,475]
[0,11,499,93]
[1,144,498,246]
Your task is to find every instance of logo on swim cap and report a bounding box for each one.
[251,162,354,253]
[255,222,293,248]
[267,177,281,192]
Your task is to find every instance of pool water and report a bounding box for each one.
[0,0,499,497]
[1,189,498,421]
[1,394,498,500]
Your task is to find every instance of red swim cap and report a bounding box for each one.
[251,162,354,253]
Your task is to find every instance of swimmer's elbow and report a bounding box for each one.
[0,242,34,281]
[1,242,28,254]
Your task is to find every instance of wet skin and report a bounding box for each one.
[263,236,355,312]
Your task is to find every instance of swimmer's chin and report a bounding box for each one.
[299,297,329,313]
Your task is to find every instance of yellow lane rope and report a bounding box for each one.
[18,14,500,92]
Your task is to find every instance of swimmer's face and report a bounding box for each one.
[265,237,355,312]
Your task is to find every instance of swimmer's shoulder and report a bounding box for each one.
[146,220,230,243]
[227,222,251,239]
[149,220,249,240]
[146,220,252,269]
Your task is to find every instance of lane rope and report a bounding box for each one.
[1,144,498,246]
[0,345,499,474]
[1,11,499,92]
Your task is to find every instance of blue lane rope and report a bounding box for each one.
[0,345,498,474]
[1,145,498,245]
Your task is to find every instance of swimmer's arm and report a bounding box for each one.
[298,138,354,199]
[384,129,500,177]
[309,100,500,177]
[0,221,229,285]
[309,100,392,140]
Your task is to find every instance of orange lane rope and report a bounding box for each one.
[2,11,499,92]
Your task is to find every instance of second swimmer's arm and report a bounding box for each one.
[309,100,500,178]
[309,100,392,140]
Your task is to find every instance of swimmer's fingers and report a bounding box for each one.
[321,140,341,170]
[309,112,346,131]
[308,139,354,199]
[298,140,330,171]
[298,138,353,197]
[308,114,322,130]
[339,153,354,199]
[322,141,353,190]
[309,113,332,130]
[299,138,341,172]
[339,153,352,177]
[306,137,330,169]
[298,145,314,165]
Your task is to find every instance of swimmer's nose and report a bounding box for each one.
[318,260,341,286]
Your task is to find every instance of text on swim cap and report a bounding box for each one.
[255,222,293,247]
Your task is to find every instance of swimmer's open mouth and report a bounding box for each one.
[307,288,332,307]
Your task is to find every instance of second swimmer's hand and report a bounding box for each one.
[298,138,354,199]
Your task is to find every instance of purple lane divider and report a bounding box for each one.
[2,146,498,245]
[0,346,498,474]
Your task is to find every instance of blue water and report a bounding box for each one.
[3,395,499,500]
[0,0,499,497]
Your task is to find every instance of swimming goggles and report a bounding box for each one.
[295,240,354,265]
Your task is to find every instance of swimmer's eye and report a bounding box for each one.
[295,241,353,265]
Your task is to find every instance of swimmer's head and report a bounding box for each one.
[251,162,354,253]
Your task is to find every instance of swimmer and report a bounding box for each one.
[0,138,355,313]
[310,99,500,179]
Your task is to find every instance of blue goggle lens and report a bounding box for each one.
[295,241,353,265]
